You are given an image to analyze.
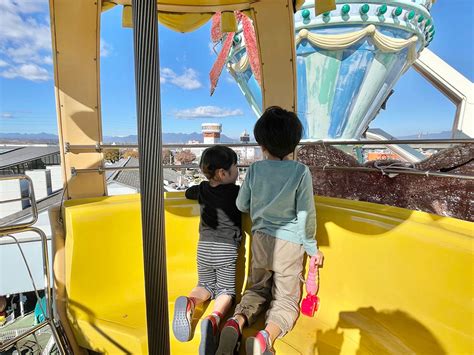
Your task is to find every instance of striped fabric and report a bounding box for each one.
[197,241,238,299]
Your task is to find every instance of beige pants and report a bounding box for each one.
[234,231,305,336]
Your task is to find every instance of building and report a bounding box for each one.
[202,123,221,144]
[0,146,62,219]
[240,129,250,144]
[234,130,261,163]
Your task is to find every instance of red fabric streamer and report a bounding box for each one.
[211,12,223,43]
[209,11,261,95]
[209,32,235,95]
[241,14,261,85]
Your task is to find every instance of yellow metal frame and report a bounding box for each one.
[62,194,473,354]
[49,0,301,198]
[49,0,106,199]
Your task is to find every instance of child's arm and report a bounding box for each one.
[236,166,251,213]
[296,167,318,256]
[185,185,199,200]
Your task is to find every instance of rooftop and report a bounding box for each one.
[0,146,60,170]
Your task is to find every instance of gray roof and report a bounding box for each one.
[107,157,181,191]
[0,146,60,169]
[112,157,140,190]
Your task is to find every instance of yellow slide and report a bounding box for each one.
[63,193,473,354]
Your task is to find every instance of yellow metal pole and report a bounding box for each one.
[251,0,298,112]
[49,0,106,199]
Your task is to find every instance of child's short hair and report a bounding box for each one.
[254,106,303,160]
[200,145,238,180]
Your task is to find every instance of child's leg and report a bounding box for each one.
[233,231,274,327]
[250,238,304,353]
[188,286,212,306]
[200,245,238,355]
[217,232,273,355]
[173,258,216,342]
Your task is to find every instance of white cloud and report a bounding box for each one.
[42,55,53,65]
[100,39,112,58]
[1,112,15,118]
[0,63,50,81]
[160,67,202,90]
[174,106,243,119]
[0,0,52,81]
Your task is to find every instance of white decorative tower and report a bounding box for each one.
[202,123,222,144]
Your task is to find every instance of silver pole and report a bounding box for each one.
[132,0,170,353]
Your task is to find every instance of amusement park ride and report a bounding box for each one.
[0,0,472,354]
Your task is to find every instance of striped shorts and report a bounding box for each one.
[196,240,238,299]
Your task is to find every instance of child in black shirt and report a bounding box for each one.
[172,145,241,355]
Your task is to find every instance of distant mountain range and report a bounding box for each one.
[0,130,453,144]
[0,132,238,144]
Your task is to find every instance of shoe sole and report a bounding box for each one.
[199,318,218,355]
[215,325,240,355]
[172,296,192,342]
[246,337,273,355]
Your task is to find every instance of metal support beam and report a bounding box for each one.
[132,0,169,353]
[251,0,297,112]
[414,48,474,139]
[49,0,106,199]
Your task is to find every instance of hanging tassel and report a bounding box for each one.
[221,11,238,33]
[211,12,223,42]
[315,0,336,16]
[240,13,261,85]
[209,32,235,95]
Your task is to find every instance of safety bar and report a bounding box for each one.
[70,164,474,180]
[64,139,473,152]
[0,229,68,354]
[71,164,249,176]
[0,175,38,232]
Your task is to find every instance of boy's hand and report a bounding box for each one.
[311,251,324,267]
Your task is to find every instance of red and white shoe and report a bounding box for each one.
[215,317,241,355]
[172,296,194,342]
[199,314,220,355]
[246,330,275,355]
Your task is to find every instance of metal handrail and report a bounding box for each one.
[71,164,249,176]
[70,163,474,180]
[0,175,38,232]
[312,166,474,180]
[64,138,474,152]
[0,229,68,354]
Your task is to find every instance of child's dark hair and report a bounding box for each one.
[254,106,303,160]
[200,145,238,180]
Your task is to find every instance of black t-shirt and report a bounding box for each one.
[185,181,242,246]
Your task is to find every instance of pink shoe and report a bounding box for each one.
[246,330,275,355]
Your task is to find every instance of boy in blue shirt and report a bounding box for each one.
[216,107,324,355]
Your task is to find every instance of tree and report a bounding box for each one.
[175,149,196,165]
[104,149,121,163]
[123,149,139,159]
[162,148,173,164]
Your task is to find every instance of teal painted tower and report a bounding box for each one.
[226,0,435,140]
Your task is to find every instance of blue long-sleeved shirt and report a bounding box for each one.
[236,160,317,256]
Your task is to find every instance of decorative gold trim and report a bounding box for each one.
[232,25,420,74]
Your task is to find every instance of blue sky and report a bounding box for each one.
[0,0,473,138]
